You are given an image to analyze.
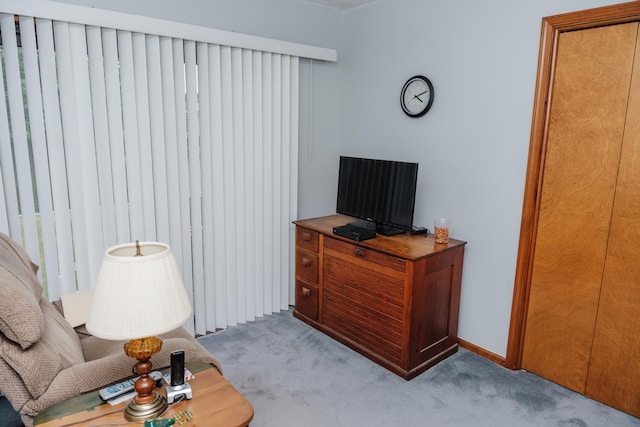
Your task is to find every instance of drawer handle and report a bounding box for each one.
[355,247,366,257]
[302,257,311,267]
[302,287,311,297]
[302,232,312,241]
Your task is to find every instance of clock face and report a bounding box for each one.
[400,76,434,117]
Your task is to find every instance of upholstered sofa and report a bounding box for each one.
[0,233,222,426]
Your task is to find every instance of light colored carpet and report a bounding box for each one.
[197,308,640,427]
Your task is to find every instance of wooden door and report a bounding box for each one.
[584,28,640,416]
[520,23,638,393]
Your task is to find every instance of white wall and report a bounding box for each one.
[49,0,624,358]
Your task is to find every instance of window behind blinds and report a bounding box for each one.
[0,7,307,333]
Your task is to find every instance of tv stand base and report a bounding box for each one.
[377,225,406,236]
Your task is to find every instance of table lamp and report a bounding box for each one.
[86,241,191,421]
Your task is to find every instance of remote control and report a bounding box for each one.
[106,390,136,406]
[99,371,162,401]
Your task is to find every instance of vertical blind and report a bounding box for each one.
[0,8,310,333]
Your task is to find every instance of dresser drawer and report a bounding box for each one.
[296,227,319,253]
[324,237,406,274]
[323,254,405,348]
[323,255,404,317]
[296,251,318,284]
[295,280,318,321]
[322,299,402,365]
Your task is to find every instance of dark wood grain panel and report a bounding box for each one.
[295,279,318,321]
[322,307,402,364]
[324,237,406,273]
[324,256,404,317]
[294,214,466,261]
[296,251,318,284]
[323,285,403,344]
[292,216,466,379]
[296,227,318,253]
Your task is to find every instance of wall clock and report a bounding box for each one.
[400,75,434,118]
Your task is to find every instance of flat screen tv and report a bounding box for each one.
[336,156,418,236]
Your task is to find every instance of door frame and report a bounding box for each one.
[506,0,640,370]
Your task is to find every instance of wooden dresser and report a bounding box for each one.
[293,214,466,379]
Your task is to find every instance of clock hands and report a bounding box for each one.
[412,90,429,103]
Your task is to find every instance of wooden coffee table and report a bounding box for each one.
[34,363,253,426]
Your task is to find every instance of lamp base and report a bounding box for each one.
[124,391,168,421]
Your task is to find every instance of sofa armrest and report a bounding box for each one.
[81,327,221,377]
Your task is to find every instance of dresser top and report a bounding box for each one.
[294,214,466,261]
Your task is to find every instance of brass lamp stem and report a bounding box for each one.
[122,336,166,421]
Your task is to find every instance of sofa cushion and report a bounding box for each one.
[0,234,44,349]
[0,299,84,397]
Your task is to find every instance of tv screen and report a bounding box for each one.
[336,156,418,235]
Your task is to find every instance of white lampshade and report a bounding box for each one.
[86,242,192,341]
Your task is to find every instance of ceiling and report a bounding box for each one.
[302,0,381,11]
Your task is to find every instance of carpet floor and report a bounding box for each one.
[197,308,640,427]
[2,309,638,427]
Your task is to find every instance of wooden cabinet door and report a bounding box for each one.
[585,28,640,417]
[322,238,406,366]
[521,23,638,393]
